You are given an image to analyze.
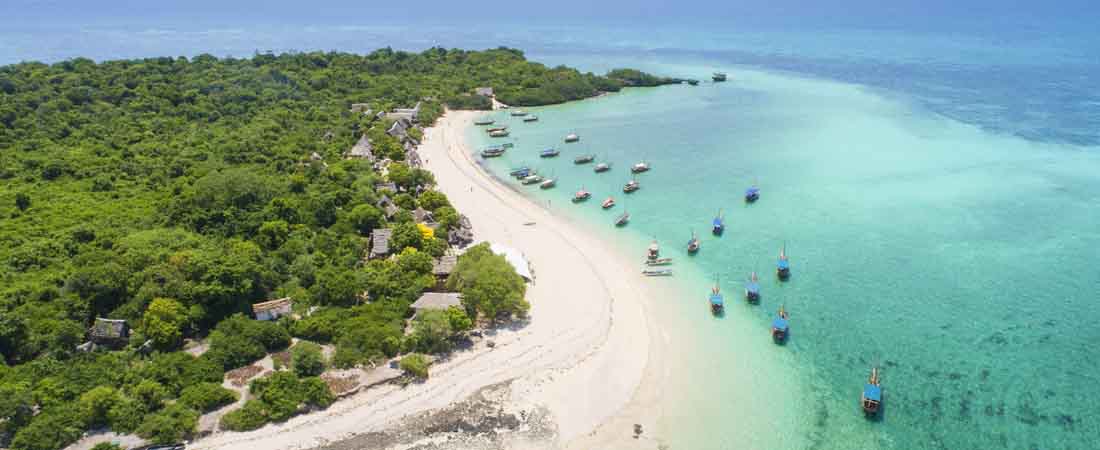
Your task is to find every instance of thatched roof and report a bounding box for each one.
[432,255,458,277]
[252,297,293,314]
[412,207,434,224]
[411,292,462,311]
[348,135,375,161]
[371,228,393,258]
[91,318,129,340]
[475,87,494,97]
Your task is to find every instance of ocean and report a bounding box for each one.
[4,11,1100,450]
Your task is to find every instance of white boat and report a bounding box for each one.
[523,115,539,122]
[646,258,673,266]
[540,177,557,189]
[521,175,544,185]
[511,110,528,116]
[564,133,580,143]
[642,268,673,277]
[631,161,650,173]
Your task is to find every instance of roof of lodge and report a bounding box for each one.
[349,135,375,160]
[91,318,128,338]
[411,292,462,310]
[371,228,393,256]
[432,255,458,276]
[253,297,293,313]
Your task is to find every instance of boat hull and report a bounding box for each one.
[712,225,724,236]
[746,291,760,303]
[772,329,787,343]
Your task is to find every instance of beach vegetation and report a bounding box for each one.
[447,243,529,322]
[291,341,326,377]
[0,46,661,449]
[399,353,430,379]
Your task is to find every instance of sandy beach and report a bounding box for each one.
[189,110,665,450]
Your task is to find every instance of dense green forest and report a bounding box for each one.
[0,47,659,449]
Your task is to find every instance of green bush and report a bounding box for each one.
[206,314,291,370]
[399,354,430,379]
[179,382,238,412]
[291,342,326,377]
[136,403,199,444]
[220,400,269,431]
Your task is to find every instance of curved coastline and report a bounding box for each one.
[187,110,664,450]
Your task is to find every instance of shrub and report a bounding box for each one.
[399,354,430,379]
[179,382,238,412]
[136,403,198,444]
[206,314,291,370]
[220,400,268,431]
[291,342,326,377]
[77,386,120,428]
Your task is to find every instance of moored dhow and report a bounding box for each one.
[594,162,611,173]
[615,210,630,226]
[745,271,761,303]
[713,72,728,82]
[647,239,660,261]
[489,129,510,137]
[574,154,595,164]
[474,118,495,126]
[564,133,580,143]
[481,147,506,158]
[540,148,560,158]
[745,185,760,203]
[712,209,725,235]
[642,268,672,277]
[511,109,528,116]
[862,367,883,417]
[646,258,673,266]
[687,230,700,254]
[623,178,640,193]
[602,196,616,209]
[631,161,650,173]
[539,177,557,189]
[509,166,531,178]
[572,186,591,202]
[709,279,724,315]
[523,115,539,122]
[521,174,544,185]
[777,245,791,280]
[772,306,790,343]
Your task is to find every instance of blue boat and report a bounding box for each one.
[862,368,882,416]
[687,231,700,254]
[777,245,791,280]
[540,148,560,158]
[771,306,789,343]
[745,186,760,203]
[509,166,531,178]
[712,209,724,235]
[709,281,724,315]
[745,272,761,303]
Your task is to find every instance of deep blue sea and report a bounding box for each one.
[4,9,1099,449]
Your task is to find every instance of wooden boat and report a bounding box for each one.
[771,306,789,343]
[642,268,672,277]
[713,72,728,82]
[474,118,495,126]
[623,178,640,193]
[615,210,630,226]
[521,174,544,185]
[539,177,557,189]
[489,130,510,138]
[687,231,700,254]
[745,271,761,303]
[564,133,580,143]
[646,258,673,266]
[511,110,528,116]
[709,279,724,315]
[686,79,700,86]
[777,245,790,281]
[647,239,660,261]
[745,185,760,203]
[509,166,531,178]
[572,187,591,202]
[574,154,595,164]
[523,115,539,122]
[602,196,616,209]
[712,209,725,235]
[540,148,560,158]
[594,162,611,173]
[481,148,506,158]
[862,367,883,416]
[631,161,650,173]
[486,126,508,133]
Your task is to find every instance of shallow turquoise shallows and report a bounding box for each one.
[470,62,1100,449]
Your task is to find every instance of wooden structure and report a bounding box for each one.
[90,318,129,347]
[371,228,394,259]
[252,297,293,321]
[411,292,462,312]
[347,135,375,161]
[431,256,458,289]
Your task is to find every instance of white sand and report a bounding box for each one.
[189,110,662,450]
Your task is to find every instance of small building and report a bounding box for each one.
[387,117,411,140]
[371,228,394,259]
[348,135,375,161]
[386,101,422,123]
[377,195,400,218]
[350,103,371,113]
[412,207,435,224]
[475,87,494,97]
[411,292,462,313]
[431,255,458,289]
[375,181,398,193]
[406,149,422,168]
[90,318,129,346]
[252,297,293,321]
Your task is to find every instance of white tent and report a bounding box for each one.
[489,243,533,282]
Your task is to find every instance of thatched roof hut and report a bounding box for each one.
[348,135,375,161]
[90,318,129,345]
[252,297,294,321]
[410,292,462,311]
[371,228,394,259]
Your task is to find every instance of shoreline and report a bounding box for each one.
[188,110,666,449]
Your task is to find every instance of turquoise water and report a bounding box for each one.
[5,9,1100,449]
[470,63,1100,449]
